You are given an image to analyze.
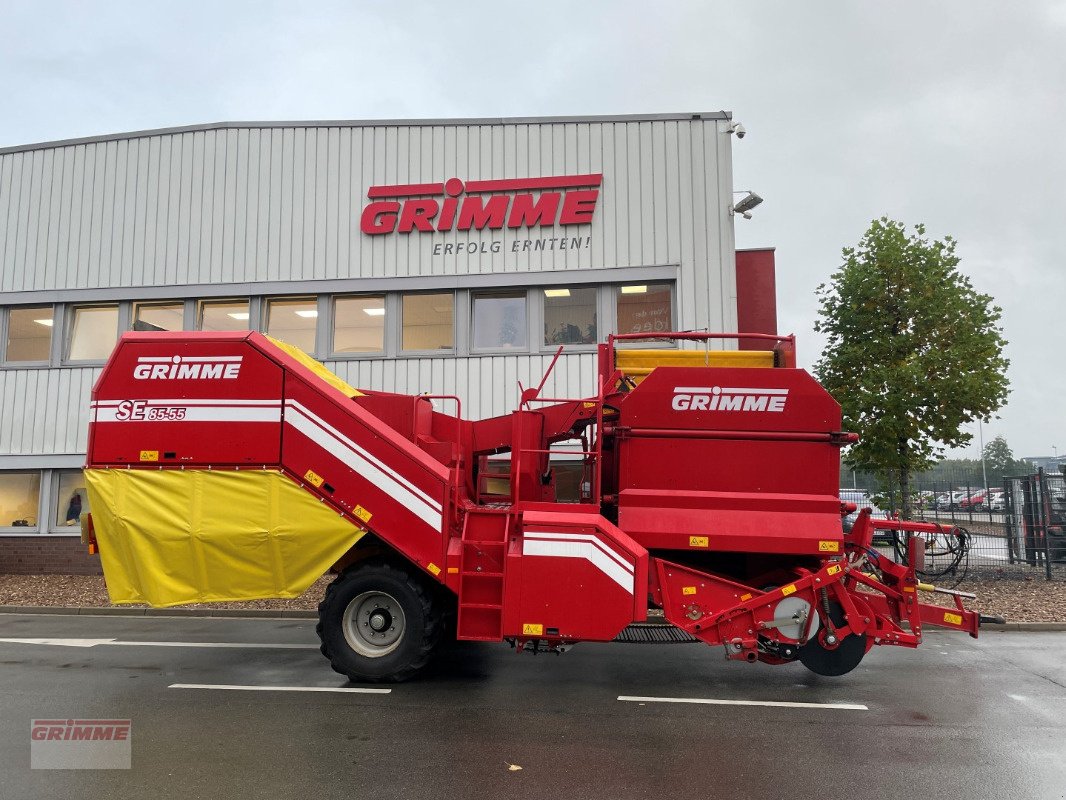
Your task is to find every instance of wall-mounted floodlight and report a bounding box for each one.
[729,191,763,220]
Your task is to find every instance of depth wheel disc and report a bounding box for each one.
[798,601,866,677]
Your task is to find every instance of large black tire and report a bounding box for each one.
[317,558,444,683]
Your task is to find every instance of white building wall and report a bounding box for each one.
[0,113,737,464]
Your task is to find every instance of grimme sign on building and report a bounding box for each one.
[360,173,600,256]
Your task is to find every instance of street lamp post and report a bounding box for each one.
[979,420,988,493]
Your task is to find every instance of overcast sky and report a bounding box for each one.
[2,1,1063,460]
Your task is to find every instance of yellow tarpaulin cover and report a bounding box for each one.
[84,468,365,607]
[615,348,774,383]
[265,335,364,398]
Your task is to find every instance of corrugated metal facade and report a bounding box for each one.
[0,113,737,463]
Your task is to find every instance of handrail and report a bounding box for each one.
[606,331,797,369]
[610,331,793,344]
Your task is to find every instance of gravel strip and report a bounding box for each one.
[1,573,1064,622]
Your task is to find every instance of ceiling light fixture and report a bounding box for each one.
[620,285,647,294]
[227,312,250,320]
[544,289,571,298]
[295,310,319,318]
[34,318,54,327]
[363,308,386,317]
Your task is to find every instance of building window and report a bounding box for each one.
[402,292,454,352]
[616,283,674,337]
[5,306,53,362]
[54,470,89,529]
[333,296,386,355]
[68,305,120,361]
[199,299,251,331]
[472,292,527,351]
[133,302,184,332]
[543,287,597,346]
[266,298,317,353]
[0,471,40,529]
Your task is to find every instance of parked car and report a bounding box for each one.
[959,491,987,510]
[988,491,1006,512]
[839,490,892,541]
[937,490,970,511]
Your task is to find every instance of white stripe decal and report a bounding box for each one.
[673,386,789,395]
[284,405,443,532]
[94,407,281,423]
[285,400,442,514]
[91,399,281,407]
[522,537,635,594]
[523,531,633,574]
[136,356,243,363]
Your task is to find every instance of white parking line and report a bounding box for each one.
[0,637,318,649]
[170,683,390,694]
[618,695,868,711]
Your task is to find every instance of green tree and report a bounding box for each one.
[815,218,1009,519]
[982,435,1024,483]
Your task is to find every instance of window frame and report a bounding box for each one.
[131,300,187,333]
[399,290,456,357]
[469,289,532,355]
[63,302,125,365]
[196,297,255,333]
[262,296,320,357]
[49,469,91,533]
[612,281,679,349]
[537,285,602,354]
[1,304,56,367]
[0,469,44,534]
[328,293,389,359]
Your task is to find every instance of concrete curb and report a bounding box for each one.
[1,605,1065,629]
[0,605,316,619]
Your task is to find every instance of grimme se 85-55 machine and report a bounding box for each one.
[82,330,988,682]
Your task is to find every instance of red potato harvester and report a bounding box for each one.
[81,330,995,682]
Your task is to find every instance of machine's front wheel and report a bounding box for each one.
[798,600,866,677]
[317,558,444,683]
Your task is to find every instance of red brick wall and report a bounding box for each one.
[0,536,103,575]
[736,248,778,350]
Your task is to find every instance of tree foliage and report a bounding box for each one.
[982,435,1027,481]
[815,218,1009,518]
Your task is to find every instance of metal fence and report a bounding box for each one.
[853,469,1066,581]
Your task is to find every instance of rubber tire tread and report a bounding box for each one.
[316,558,443,683]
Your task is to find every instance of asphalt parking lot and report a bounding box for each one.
[1,613,1064,800]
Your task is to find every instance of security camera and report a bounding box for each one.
[728,122,746,139]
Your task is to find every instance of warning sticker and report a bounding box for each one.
[353,505,372,523]
[689,536,709,548]
[139,450,159,462]
[522,623,544,636]
[303,469,324,488]
[943,612,963,626]
[781,584,797,597]
[818,540,840,552]
[427,562,442,577]
[827,564,842,576]
[682,586,697,595]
